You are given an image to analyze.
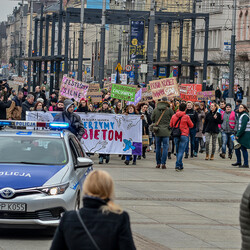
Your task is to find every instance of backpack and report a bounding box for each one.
[171,116,183,138]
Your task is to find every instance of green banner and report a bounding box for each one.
[111,84,137,102]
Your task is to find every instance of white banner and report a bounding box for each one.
[26,112,142,155]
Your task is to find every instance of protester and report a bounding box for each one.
[151,97,174,169]
[222,87,229,100]
[0,92,12,120]
[114,101,122,114]
[98,100,113,164]
[219,103,236,159]
[33,101,46,111]
[21,83,28,102]
[184,101,198,158]
[235,85,244,101]
[55,101,64,111]
[76,98,89,113]
[202,102,223,160]
[50,170,136,250]
[194,102,205,157]
[7,91,23,120]
[170,103,193,171]
[124,105,139,165]
[215,86,222,103]
[140,103,152,159]
[232,104,250,168]
[218,101,226,152]
[48,98,58,111]
[235,99,242,117]
[21,94,35,120]
[54,99,85,141]
[9,89,16,100]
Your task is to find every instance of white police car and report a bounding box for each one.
[0,120,93,229]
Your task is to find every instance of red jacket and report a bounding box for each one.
[170,111,194,136]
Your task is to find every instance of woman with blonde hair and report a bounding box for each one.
[50,170,136,250]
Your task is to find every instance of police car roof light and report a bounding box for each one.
[0,120,69,130]
[49,122,69,129]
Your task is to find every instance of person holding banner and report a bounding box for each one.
[232,104,250,168]
[98,100,114,164]
[151,97,174,169]
[77,98,90,113]
[54,99,85,141]
[202,102,223,160]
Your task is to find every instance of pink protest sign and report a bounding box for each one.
[197,91,215,101]
[59,75,89,102]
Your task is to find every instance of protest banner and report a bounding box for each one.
[127,88,142,105]
[149,77,179,100]
[59,75,89,102]
[111,84,137,102]
[180,84,202,102]
[26,112,142,155]
[88,83,100,92]
[87,92,103,103]
[140,88,153,102]
[13,77,26,86]
[197,91,215,101]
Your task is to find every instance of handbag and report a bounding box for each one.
[149,108,168,133]
[76,210,101,250]
[171,116,182,138]
[142,128,149,146]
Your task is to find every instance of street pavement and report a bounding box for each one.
[0,150,249,250]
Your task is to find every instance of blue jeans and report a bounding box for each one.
[174,136,189,169]
[155,136,169,165]
[221,132,233,155]
[185,127,196,155]
[235,145,249,166]
[126,155,137,162]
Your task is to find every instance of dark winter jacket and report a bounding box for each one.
[151,101,174,137]
[98,108,114,114]
[77,105,89,113]
[21,87,28,102]
[0,100,12,119]
[140,111,152,135]
[50,197,136,250]
[215,89,222,99]
[236,112,250,149]
[185,108,199,129]
[240,183,250,250]
[202,109,222,134]
[21,100,35,120]
[54,111,85,140]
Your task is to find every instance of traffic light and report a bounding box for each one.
[32,50,35,56]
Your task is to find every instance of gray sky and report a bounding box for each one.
[0,0,20,22]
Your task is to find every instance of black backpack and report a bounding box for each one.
[171,116,183,138]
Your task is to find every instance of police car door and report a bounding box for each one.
[69,136,86,192]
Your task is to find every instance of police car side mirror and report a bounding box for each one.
[76,157,93,168]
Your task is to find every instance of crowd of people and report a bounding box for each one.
[0,78,249,170]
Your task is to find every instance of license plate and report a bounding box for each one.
[0,203,26,212]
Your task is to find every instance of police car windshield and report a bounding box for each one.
[0,137,68,165]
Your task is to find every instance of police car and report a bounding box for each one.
[0,120,93,229]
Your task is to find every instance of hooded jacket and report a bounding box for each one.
[170,111,194,136]
[53,99,85,140]
[151,101,174,137]
[0,100,12,119]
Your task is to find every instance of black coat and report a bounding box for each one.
[50,197,136,250]
[21,100,35,120]
[215,89,222,99]
[0,100,12,119]
[240,183,250,250]
[202,110,222,134]
[186,109,199,129]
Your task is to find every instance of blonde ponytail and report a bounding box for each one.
[83,170,123,215]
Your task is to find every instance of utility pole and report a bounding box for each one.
[18,0,24,77]
[27,0,33,91]
[146,0,155,84]
[78,0,85,81]
[99,0,106,87]
[229,0,237,98]
[73,31,75,73]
